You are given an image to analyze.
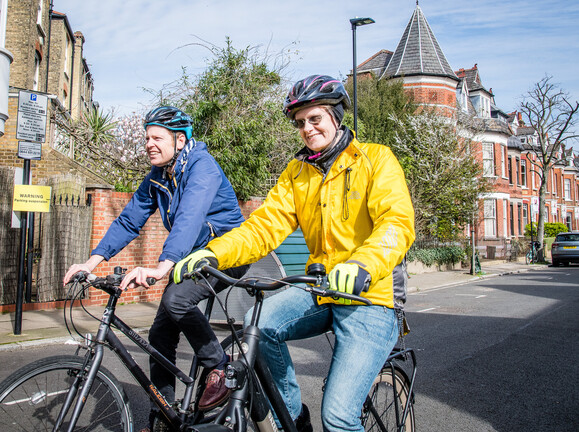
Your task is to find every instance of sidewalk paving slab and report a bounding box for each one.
[0,260,549,351]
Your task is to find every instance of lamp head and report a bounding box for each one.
[350,17,375,27]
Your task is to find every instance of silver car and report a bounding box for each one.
[551,232,579,266]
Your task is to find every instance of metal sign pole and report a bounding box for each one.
[25,212,35,302]
[14,160,30,335]
[13,90,48,335]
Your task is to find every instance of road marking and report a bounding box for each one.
[456,294,487,298]
[475,295,487,299]
[417,307,438,313]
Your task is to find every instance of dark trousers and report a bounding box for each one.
[148,265,249,406]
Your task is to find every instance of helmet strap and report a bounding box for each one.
[162,131,182,179]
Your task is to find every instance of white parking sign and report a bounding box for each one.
[530,196,539,215]
[16,91,48,143]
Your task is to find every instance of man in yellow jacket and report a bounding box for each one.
[175,75,415,431]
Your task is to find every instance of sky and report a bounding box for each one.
[55,0,579,122]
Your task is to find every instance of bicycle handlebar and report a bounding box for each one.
[194,264,373,306]
[71,268,156,298]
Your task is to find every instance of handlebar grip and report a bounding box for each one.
[146,277,157,286]
[72,271,89,283]
[309,286,372,305]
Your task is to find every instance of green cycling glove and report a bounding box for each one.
[328,263,371,305]
[173,249,218,284]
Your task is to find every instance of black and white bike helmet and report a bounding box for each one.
[283,75,351,120]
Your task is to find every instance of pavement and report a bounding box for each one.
[0,259,549,351]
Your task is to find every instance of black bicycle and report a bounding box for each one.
[0,266,242,432]
[187,263,416,432]
[525,240,541,264]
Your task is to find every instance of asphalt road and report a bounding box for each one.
[1,265,577,431]
[404,265,579,431]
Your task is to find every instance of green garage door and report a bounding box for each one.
[274,228,310,276]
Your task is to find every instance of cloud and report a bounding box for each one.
[55,0,579,126]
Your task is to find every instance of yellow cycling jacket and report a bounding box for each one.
[207,138,415,308]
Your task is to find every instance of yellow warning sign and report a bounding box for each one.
[12,185,52,213]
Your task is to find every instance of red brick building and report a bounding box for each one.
[357,3,579,258]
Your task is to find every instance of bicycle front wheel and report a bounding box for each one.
[0,355,132,432]
[362,366,415,432]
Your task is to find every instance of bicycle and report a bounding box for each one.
[186,262,416,432]
[525,240,541,264]
[0,266,243,432]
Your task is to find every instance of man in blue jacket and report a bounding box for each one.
[63,106,247,429]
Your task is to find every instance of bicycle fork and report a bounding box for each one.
[54,302,116,431]
[217,325,297,432]
[51,343,103,432]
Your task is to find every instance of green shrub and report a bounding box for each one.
[524,222,568,238]
[114,182,133,192]
[407,245,466,267]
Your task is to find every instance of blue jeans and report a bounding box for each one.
[244,287,399,432]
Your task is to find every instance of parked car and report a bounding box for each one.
[551,232,579,266]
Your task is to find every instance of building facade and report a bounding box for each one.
[0,0,102,183]
[0,1,111,310]
[358,3,579,258]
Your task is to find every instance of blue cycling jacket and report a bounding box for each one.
[92,139,245,263]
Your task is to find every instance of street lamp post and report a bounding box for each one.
[350,17,375,136]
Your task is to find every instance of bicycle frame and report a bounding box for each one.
[194,265,417,432]
[60,279,218,431]
[384,347,416,432]
[211,291,298,432]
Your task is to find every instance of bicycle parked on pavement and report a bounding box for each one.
[183,262,416,432]
[526,240,541,264]
[0,266,240,432]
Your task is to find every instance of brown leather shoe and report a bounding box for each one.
[198,368,231,411]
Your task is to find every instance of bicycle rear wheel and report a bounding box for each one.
[362,366,415,432]
[0,355,132,432]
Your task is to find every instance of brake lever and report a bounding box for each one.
[307,285,372,305]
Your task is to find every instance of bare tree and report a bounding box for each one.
[519,76,579,249]
[390,109,491,241]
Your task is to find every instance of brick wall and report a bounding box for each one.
[87,189,167,304]
[238,197,264,219]
[403,82,457,113]
[85,190,266,306]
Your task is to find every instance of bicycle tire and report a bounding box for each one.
[362,366,415,432]
[0,354,132,432]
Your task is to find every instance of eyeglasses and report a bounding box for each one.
[292,113,326,129]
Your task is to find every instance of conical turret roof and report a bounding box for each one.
[382,4,458,81]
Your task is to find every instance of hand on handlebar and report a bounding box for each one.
[63,264,93,286]
[119,267,162,290]
[173,249,218,284]
[328,263,371,305]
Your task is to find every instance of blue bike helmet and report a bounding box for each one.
[144,106,193,172]
[283,75,351,121]
[144,106,193,140]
